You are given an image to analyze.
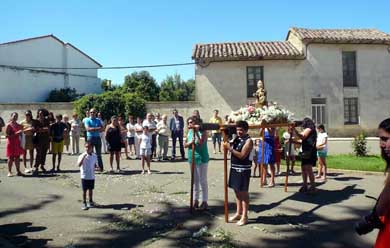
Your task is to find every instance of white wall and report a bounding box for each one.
[195,59,306,123]
[306,43,390,134]
[0,37,64,73]
[0,67,65,102]
[0,36,101,102]
[195,43,390,136]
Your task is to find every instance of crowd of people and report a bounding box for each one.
[2,109,389,245]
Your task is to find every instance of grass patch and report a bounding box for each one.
[326,155,385,172]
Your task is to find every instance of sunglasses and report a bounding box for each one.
[90,111,96,114]
[379,136,390,142]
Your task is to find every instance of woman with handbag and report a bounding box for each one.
[5,112,25,177]
[290,117,317,193]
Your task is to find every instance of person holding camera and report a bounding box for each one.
[356,118,390,247]
[290,117,317,193]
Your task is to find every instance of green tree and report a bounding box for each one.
[123,71,160,101]
[73,90,146,121]
[159,74,195,101]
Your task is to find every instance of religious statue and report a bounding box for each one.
[253,80,267,108]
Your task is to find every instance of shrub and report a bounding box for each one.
[352,132,368,156]
[46,88,84,102]
[73,89,146,121]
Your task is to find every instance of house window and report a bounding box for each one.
[342,51,357,87]
[344,98,359,124]
[247,66,263,97]
[311,98,327,127]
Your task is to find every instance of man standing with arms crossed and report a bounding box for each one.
[85,108,104,171]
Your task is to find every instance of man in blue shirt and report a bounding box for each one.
[169,109,185,160]
[85,108,104,170]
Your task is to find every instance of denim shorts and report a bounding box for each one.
[317,150,327,158]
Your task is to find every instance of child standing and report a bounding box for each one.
[50,114,68,172]
[274,130,282,175]
[78,142,97,210]
[139,126,152,174]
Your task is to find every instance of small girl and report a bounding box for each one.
[274,130,282,176]
[139,126,152,174]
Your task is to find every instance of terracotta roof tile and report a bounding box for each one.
[192,41,304,61]
[289,27,390,44]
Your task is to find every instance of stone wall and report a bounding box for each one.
[0,102,74,120]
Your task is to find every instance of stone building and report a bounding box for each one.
[192,27,390,135]
[0,34,102,103]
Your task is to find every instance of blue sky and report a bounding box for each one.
[1,0,389,85]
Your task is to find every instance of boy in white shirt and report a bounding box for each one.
[139,126,152,175]
[78,142,98,210]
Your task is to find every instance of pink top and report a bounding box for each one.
[6,123,25,157]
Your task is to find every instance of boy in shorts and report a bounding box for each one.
[78,142,97,210]
[50,114,68,172]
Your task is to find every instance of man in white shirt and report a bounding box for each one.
[142,113,157,159]
[157,115,171,161]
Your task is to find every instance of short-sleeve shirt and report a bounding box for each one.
[126,123,135,138]
[140,133,152,149]
[85,118,102,137]
[50,122,67,142]
[187,130,209,166]
[142,120,157,137]
[70,119,81,136]
[209,116,223,134]
[317,132,328,152]
[78,152,97,180]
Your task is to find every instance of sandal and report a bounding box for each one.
[7,172,13,177]
[200,202,209,211]
[298,186,308,193]
[16,172,25,177]
[236,216,248,226]
[307,186,318,194]
[229,214,242,223]
[193,200,199,209]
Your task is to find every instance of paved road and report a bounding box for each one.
[0,142,383,247]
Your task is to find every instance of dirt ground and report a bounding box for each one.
[0,141,382,248]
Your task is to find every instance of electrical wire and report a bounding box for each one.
[0,62,196,70]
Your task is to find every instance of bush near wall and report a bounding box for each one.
[46,88,84,102]
[73,90,146,121]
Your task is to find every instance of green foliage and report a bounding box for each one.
[352,132,368,157]
[327,155,385,172]
[46,88,84,102]
[159,74,195,101]
[123,71,160,101]
[73,89,146,120]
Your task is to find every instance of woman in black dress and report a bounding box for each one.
[105,116,122,172]
[290,117,317,193]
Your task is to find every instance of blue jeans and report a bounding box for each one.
[87,136,103,170]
